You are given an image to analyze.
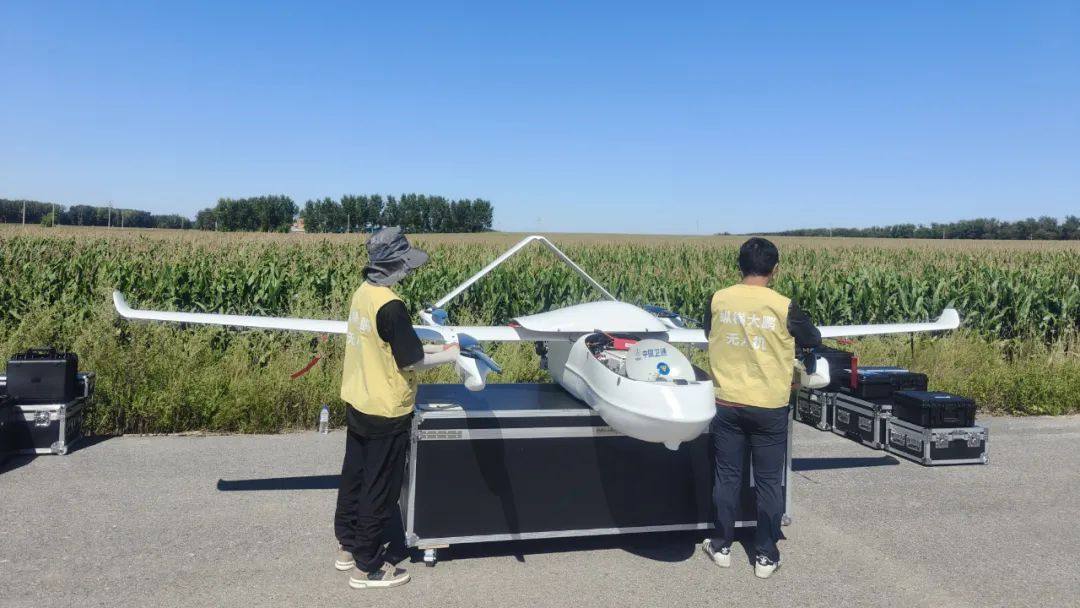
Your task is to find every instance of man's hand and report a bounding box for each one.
[424,343,460,355]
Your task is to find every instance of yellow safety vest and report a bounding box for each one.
[339,282,418,418]
[708,284,795,408]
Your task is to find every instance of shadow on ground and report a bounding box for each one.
[1,434,115,475]
[792,455,899,471]
[430,529,706,565]
[214,455,900,566]
[217,475,341,491]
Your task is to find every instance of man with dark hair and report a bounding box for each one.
[333,227,459,589]
[701,237,820,578]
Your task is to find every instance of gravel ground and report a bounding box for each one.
[2,415,1078,608]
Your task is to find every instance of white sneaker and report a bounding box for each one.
[754,555,780,579]
[702,539,731,568]
[335,547,355,571]
[349,563,411,589]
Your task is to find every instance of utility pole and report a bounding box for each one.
[22,200,26,225]
[121,209,125,228]
[347,213,351,233]
[108,202,112,228]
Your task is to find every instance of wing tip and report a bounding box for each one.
[112,290,131,316]
[939,308,961,329]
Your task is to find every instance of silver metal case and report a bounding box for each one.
[831,392,891,449]
[794,387,833,431]
[1,373,95,456]
[886,417,988,466]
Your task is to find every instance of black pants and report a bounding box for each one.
[334,427,409,573]
[709,403,789,562]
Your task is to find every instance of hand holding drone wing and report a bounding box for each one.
[455,334,502,391]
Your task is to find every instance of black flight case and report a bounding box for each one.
[813,346,853,391]
[0,372,95,456]
[834,367,928,403]
[0,395,11,465]
[885,390,986,466]
[891,391,977,428]
[794,387,833,431]
[886,418,988,466]
[401,383,793,566]
[5,348,81,404]
[832,392,892,449]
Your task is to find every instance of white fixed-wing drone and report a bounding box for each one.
[113,235,960,450]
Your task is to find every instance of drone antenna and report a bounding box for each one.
[433,235,616,309]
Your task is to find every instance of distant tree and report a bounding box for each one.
[300,197,347,233]
[153,214,193,229]
[380,196,402,227]
[1062,216,1080,240]
[763,216,1078,240]
[194,208,216,230]
[199,196,296,232]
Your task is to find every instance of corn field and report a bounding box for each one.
[1,227,1077,432]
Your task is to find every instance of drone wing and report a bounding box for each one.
[113,291,526,343]
[663,308,961,344]
[115,292,960,344]
[113,291,349,334]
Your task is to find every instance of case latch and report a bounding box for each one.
[933,433,950,450]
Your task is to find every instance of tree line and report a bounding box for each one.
[1,193,496,234]
[0,199,192,229]
[299,194,494,233]
[762,216,1080,240]
[194,196,298,232]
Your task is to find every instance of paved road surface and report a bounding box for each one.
[2,415,1078,608]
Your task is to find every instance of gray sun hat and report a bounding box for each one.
[364,226,429,286]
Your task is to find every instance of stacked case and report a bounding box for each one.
[802,360,988,466]
[886,391,987,466]
[2,348,95,456]
[830,367,929,449]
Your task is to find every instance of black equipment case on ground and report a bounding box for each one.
[813,346,853,390]
[0,373,94,455]
[0,396,11,464]
[886,418,988,466]
[402,383,792,566]
[832,392,892,449]
[794,387,833,431]
[892,391,977,428]
[5,348,80,405]
[836,367,928,403]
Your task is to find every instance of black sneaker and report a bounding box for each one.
[348,563,411,589]
[754,555,780,579]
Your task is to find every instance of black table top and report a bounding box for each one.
[416,383,589,412]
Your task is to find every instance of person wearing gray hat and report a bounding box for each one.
[334,226,459,589]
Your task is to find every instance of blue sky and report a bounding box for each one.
[2,2,1077,234]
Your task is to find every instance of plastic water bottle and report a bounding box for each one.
[318,404,330,434]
